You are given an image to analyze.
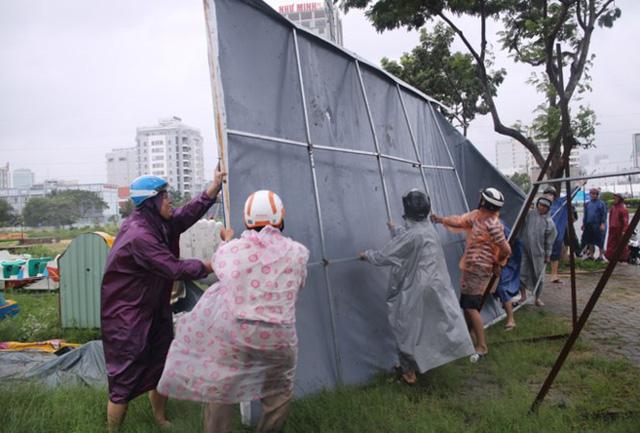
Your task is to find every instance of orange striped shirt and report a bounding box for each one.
[441,209,511,274]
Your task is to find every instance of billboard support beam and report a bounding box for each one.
[354,60,392,221]
[292,28,343,385]
[396,85,431,198]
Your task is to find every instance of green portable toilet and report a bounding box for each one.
[59,232,114,328]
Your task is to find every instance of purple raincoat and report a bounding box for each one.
[101,191,215,404]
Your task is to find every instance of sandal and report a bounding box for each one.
[401,371,417,385]
[504,323,516,331]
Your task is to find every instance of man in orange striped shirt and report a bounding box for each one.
[432,188,511,357]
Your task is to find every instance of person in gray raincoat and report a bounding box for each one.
[519,195,558,307]
[359,190,474,384]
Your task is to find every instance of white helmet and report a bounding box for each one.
[480,187,505,209]
[243,190,286,229]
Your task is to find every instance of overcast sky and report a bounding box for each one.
[1,0,638,185]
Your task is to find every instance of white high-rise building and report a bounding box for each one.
[106,147,138,187]
[270,1,343,46]
[0,163,10,188]
[135,117,205,197]
[633,133,640,168]
[12,168,35,189]
[538,142,582,171]
[495,140,530,176]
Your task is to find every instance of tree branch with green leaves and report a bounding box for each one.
[340,0,621,179]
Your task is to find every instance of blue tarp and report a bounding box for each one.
[551,187,583,258]
[496,223,522,303]
[572,190,587,203]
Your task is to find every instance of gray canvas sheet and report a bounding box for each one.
[0,341,107,387]
[208,0,523,396]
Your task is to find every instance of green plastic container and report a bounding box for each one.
[27,257,53,277]
[1,260,26,279]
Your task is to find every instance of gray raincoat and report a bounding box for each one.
[520,209,558,296]
[364,219,474,373]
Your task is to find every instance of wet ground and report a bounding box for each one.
[541,262,640,365]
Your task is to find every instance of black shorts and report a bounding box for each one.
[460,294,483,311]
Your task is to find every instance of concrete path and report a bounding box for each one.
[541,263,640,365]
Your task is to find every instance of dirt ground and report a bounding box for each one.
[541,262,640,365]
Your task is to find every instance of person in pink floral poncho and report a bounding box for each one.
[158,190,309,433]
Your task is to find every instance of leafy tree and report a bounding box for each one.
[119,199,134,218]
[0,198,16,226]
[50,190,108,221]
[22,190,108,227]
[500,1,618,178]
[341,0,620,179]
[508,172,531,194]
[169,189,191,208]
[381,23,504,135]
[23,197,61,227]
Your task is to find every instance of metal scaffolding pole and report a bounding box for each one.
[396,84,431,197]
[531,207,640,411]
[292,28,343,384]
[354,59,392,221]
[226,129,456,171]
[427,102,469,212]
[531,169,640,185]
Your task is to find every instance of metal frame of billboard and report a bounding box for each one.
[203,0,471,385]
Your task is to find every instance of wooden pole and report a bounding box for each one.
[203,0,231,227]
[531,208,640,412]
[565,164,578,328]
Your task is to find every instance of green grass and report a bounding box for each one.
[22,224,120,240]
[16,242,70,258]
[555,257,609,273]
[1,308,639,432]
[1,385,207,433]
[0,291,100,343]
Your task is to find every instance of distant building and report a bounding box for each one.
[271,0,343,46]
[633,133,640,168]
[494,140,530,176]
[106,147,138,187]
[135,116,205,197]
[0,183,119,224]
[0,163,9,189]
[528,142,582,180]
[12,168,34,189]
[117,186,131,212]
[33,179,79,189]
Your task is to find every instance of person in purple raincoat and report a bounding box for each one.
[101,167,225,432]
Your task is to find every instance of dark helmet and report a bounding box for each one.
[479,187,504,212]
[543,186,558,198]
[402,189,431,221]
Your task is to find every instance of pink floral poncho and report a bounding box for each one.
[157,226,309,403]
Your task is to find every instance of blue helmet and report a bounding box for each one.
[130,175,168,207]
